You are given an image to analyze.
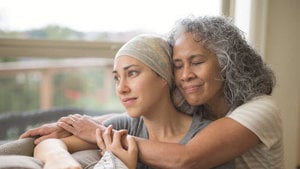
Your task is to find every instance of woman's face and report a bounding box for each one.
[173,32,224,107]
[113,56,168,118]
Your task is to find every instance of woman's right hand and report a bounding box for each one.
[58,114,103,143]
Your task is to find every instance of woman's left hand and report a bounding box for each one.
[96,125,138,169]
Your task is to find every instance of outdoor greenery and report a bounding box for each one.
[0,25,128,114]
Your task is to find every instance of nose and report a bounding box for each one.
[180,65,196,82]
[116,78,130,94]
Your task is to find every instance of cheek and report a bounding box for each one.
[206,71,224,94]
[133,78,152,94]
[174,70,182,84]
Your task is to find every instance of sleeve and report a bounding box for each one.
[102,113,132,130]
[227,95,282,149]
[102,113,143,136]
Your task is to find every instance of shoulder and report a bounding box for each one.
[103,113,146,137]
[180,112,211,144]
[227,95,282,148]
[103,113,142,128]
[237,95,278,110]
[227,95,281,124]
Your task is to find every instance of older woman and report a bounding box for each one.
[133,16,283,169]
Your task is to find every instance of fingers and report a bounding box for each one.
[19,124,53,139]
[96,128,106,153]
[57,122,77,135]
[127,136,137,153]
[103,125,113,146]
[19,128,39,138]
[59,116,77,126]
[112,129,128,149]
[34,134,51,144]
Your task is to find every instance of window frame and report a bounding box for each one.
[0,38,123,58]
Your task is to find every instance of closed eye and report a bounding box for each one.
[173,61,183,70]
[191,61,204,66]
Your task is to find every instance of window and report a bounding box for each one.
[234,0,251,40]
[0,0,224,140]
[0,0,257,141]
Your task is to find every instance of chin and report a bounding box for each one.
[186,96,203,106]
[127,111,141,118]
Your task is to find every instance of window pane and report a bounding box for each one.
[0,57,122,111]
[234,0,251,40]
[0,0,222,141]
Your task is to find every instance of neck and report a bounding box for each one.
[142,98,192,143]
[204,96,230,120]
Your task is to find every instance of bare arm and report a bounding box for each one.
[60,135,98,153]
[34,138,82,169]
[136,117,260,169]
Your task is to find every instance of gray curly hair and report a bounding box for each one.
[167,15,276,109]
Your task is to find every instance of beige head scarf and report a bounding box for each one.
[115,34,173,87]
[115,34,196,115]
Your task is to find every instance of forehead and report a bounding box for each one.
[113,55,146,70]
[173,33,208,60]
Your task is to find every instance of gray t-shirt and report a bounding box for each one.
[103,112,210,144]
[103,112,234,169]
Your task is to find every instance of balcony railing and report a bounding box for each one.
[0,38,126,112]
[0,58,115,110]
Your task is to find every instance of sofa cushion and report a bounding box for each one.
[0,155,43,169]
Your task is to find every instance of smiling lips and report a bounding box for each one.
[121,97,137,106]
[182,85,201,94]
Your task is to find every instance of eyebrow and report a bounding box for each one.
[173,54,206,61]
[112,64,139,74]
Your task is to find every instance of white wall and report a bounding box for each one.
[263,0,300,168]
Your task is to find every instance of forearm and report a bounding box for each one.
[61,135,98,153]
[34,138,82,169]
[34,138,69,162]
[136,118,260,169]
[135,138,192,169]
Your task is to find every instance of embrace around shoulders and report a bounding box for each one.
[227,95,283,169]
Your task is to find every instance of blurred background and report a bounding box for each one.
[0,0,299,168]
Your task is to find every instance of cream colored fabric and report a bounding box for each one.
[0,155,43,169]
[227,95,283,169]
[0,137,35,156]
[115,34,172,88]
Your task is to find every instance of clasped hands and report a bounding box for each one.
[57,115,137,169]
